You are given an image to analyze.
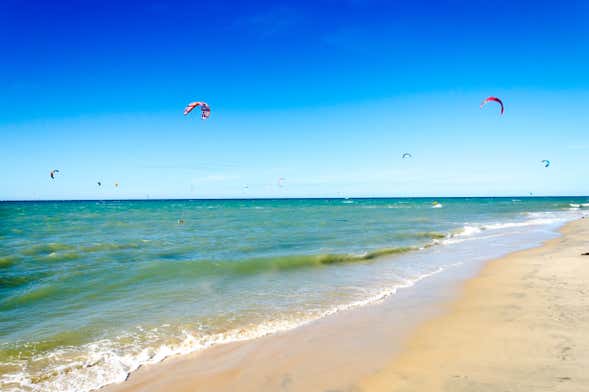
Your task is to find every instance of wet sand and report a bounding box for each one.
[104,218,589,392]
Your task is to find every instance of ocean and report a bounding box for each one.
[0,197,587,391]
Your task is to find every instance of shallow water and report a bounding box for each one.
[0,197,587,391]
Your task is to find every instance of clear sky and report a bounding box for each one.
[1,0,588,200]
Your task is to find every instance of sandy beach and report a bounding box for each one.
[103,217,589,392]
[360,217,589,392]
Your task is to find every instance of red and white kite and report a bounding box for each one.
[184,101,211,120]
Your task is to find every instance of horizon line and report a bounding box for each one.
[2,195,588,203]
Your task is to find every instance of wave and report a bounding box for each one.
[21,243,74,256]
[44,252,81,262]
[80,242,142,253]
[0,275,37,289]
[134,247,418,282]
[0,255,20,267]
[1,285,61,309]
[415,231,446,239]
[393,231,447,240]
[17,242,143,262]
[441,213,575,245]
[0,270,51,289]
[0,264,457,392]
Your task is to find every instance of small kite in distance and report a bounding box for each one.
[184,101,211,120]
[402,153,412,159]
[480,96,504,116]
[541,160,550,168]
[50,169,60,179]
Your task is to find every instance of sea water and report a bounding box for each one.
[0,197,587,391]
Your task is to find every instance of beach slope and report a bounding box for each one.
[361,218,589,391]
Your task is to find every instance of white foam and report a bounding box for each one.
[441,210,581,246]
[460,225,483,236]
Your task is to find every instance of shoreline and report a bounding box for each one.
[103,218,588,392]
[360,217,589,391]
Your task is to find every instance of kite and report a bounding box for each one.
[480,96,504,115]
[184,101,211,120]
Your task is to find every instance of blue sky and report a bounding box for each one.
[1,0,588,199]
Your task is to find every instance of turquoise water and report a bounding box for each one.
[0,197,587,391]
